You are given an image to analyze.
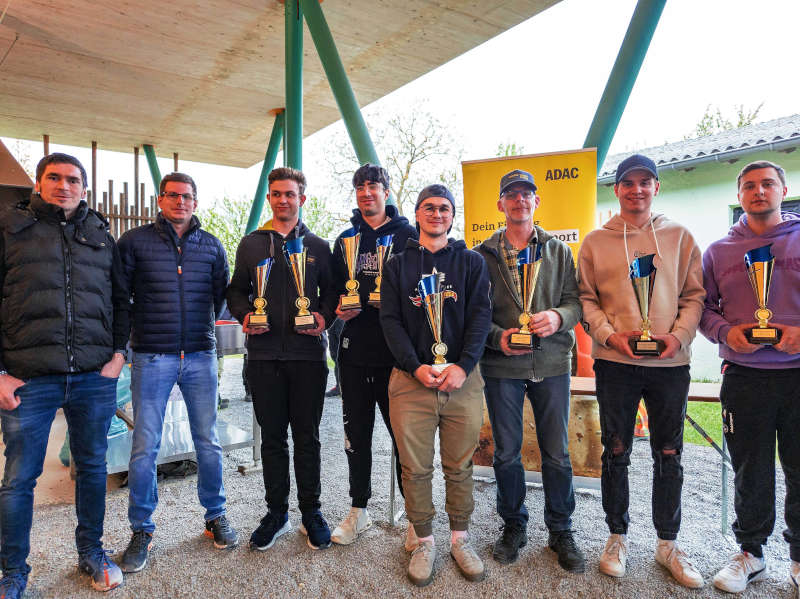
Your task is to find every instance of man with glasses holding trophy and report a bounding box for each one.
[699,160,800,594]
[475,169,584,572]
[380,184,490,586]
[227,167,337,553]
[577,154,705,589]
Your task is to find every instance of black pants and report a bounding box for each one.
[594,360,689,540]
[340,363,403,507]
[248,359,328,514]
[721,362,800,560]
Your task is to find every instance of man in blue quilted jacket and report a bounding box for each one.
[117,172,237,574]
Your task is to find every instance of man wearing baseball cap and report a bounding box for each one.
[475,169,584,570]
[577,154,705,588]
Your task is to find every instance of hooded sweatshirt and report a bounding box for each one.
[577,213,704,367]
[331,204,417,367]
[699,212,800,369]
[380,238,491,376]
[226,219,336,361]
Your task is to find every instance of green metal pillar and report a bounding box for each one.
[301,0,381,167]
[583,0,666,172]
[246,111,285,234]
[142,144,162,193]
[285,0,303,170]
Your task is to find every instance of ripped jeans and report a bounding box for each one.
[594,360,689,540]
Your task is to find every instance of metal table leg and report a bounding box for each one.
[238,407,262,475]
[388,447,405,526]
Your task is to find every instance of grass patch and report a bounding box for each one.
[684,401,722,447]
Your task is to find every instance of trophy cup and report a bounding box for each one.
[283,237,316,331]
[339,226,362,310]
[418,269,457,375]
[368,234,394,308]
[509,244,542,350]
[628,254,666,356]
[744,244,781,344]
[249,257,274,329]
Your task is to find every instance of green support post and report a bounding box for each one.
[285,0,303,170]
[583,0,666,172]
[246,111,285,234]
[142,144,162,193]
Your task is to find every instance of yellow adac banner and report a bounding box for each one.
[462,148,597,255]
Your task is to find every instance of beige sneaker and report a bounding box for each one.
[599,533,628,578]
[450,536,486,582]
[405,522,419,552]
[408,539,436,587]
[790,561,800,597]
[655,540,703,589]
[331,507,372,545]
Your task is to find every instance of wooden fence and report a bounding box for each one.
[87,180,157,239]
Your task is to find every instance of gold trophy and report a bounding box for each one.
[339,226,362,310]
[628,254,665,356]
[744,244,781,344]
[418,269,457,375]
[368,234,394,308]
[284,237,316,331]
[509,244,542,350]
[249,257,274,329]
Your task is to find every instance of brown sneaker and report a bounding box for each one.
[408,539,436,587]
[450,536,486,582]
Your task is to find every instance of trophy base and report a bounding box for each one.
[746,327,781,345]
[430,362,452,376]
[508,332,541,351]
[340,294,362,311]
[248,313,269,328]
[367,292,381,308]
[294,314,316,331]
[629,337,665,356]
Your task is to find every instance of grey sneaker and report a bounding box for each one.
[331,507,372,545]
[450,536,486,582]
[408,539,436,587]
[78,550,123,592]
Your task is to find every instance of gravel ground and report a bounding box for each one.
[20,357,794,598]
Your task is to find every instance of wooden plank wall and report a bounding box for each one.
[87,180,156,239]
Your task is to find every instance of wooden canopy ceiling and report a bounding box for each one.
[0,0,559,167]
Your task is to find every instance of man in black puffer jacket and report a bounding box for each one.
[227,167,337,552]
[0,153,130,596]
[117,172,236,575]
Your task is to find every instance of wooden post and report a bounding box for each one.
[122,183,129,236]
[102,192,108,219]
[173,152,178,172]
[91,141,97,210]
[107,180,113,220]
[141,183,146,224]
[43,134,49,156]
[134,146,140,225]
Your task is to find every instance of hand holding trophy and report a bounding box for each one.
[339,225,362,311]
[628,254,666,356]
[744,244,781,344]
[368,234,394,308]
[283,237,316,331]
[418,269,457,375]
[509,243,542,350]
[249,257,274,329]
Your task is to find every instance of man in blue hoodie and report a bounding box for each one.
[700,160,800,594]
[381,184,491,586]
[329,164,417,545]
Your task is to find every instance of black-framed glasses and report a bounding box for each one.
[162,191,194,202]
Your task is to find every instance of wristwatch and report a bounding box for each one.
[0,370,8,377]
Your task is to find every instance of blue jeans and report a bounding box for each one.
[0,371,117,577]
[128,351,225,533]
[483,373,575,531]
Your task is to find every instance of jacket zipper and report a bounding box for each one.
[174,240,186,353]
[61,222,77,372]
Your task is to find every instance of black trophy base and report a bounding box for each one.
[340,294,362,311]
[745,326,781,345]
[294,314,316,332]
[248,313,269,329]
[367,292,381,308]
[629,337,665,356]
[508,331,541,351]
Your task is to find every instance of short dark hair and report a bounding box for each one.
[36,153,88,189]
[737,160,786,189]
[159,172,197,198]
[268,167,306,195]
[352,163,390,190]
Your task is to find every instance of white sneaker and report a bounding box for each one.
[331,507,372,545]
[713,551,767,593]
[655,540,703,589]
[599,533,628,578]
[405,522,419,552]
[789,561,800,597]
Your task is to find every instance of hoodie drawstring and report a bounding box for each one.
[623,216,663,269]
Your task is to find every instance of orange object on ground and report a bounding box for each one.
[635,401,650,438]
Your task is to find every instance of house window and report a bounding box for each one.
[731,197,800,224]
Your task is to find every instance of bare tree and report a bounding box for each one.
[688,103,764,139]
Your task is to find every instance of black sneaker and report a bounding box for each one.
[119,530,153,573]
[548,530,586,573]
[325,386,340,398]
[300,510,332,550]
[205,515,239,549]
[250,512,291,551]
[492,522,527,564]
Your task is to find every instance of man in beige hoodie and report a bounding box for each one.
[577,154,705,589]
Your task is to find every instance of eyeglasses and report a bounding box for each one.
[502,189,534,201]
[421,204,452,216]
[162,191,194,202]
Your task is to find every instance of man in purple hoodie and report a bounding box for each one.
[700,160,800,594]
